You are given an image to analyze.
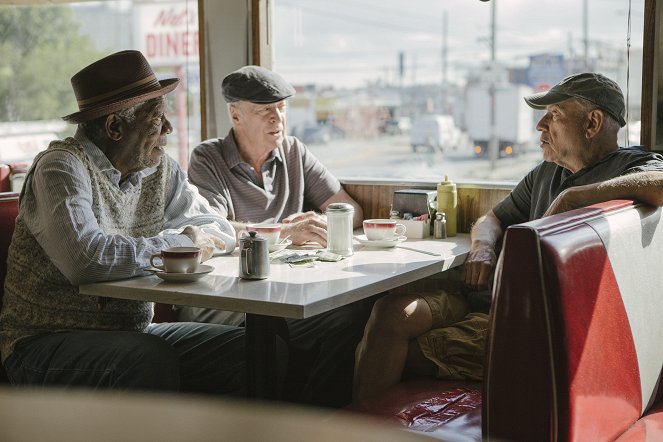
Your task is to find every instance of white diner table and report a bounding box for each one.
[79,234,471,398]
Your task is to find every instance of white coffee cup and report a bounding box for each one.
[247,223,282,245]
[363,219,407,241]
[150,246,201,273]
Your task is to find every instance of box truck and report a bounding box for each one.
[464,83,534,158]
[409,114,461,153]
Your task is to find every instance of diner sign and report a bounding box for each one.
[135,2,199,67]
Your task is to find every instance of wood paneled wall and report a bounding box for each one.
[342,181,512,233]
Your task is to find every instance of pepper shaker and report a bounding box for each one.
[434,212,447,239]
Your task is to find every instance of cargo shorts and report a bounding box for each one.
[418,290,489,381]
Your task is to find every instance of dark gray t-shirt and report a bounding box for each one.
[187,129,341,223]
[493,147,663,228]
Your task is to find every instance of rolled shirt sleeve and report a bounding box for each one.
[22,149,234,285]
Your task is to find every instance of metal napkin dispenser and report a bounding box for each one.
[391,189,437,218]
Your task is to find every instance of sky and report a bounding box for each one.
[272,0,644,89]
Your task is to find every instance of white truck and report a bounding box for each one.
[409,114,461,153]
[464,83,534,158]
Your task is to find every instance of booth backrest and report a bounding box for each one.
[485,200,663,441]
[0,192,20,383]
[0,165,10,193]
[0,193,19,296]
[346,200,663,441]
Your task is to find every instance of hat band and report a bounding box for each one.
[77,75,160,110]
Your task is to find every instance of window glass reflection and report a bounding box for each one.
[0,0,199,173]
[273,0,644,182]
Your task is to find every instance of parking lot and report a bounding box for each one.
[305,134,544,183]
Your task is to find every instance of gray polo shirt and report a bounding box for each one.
[187,129,342,223]
[493,147,663,228]
[181,129,342,326]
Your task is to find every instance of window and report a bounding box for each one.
[1,0,647,186]
[0,0,200,179]
[272,0,645,182]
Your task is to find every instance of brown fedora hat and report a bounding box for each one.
[62,50,179,124]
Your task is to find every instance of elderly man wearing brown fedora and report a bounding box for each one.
[0,50,258,395]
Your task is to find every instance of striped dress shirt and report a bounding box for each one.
[18,128,235,285]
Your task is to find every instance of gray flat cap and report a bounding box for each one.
[221,65,295,104]
[524,72,626,127]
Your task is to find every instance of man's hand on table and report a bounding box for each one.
[182,225,226,261]
[460,242,497,291]
[281,211,328,247]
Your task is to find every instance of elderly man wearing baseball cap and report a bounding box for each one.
[0,50,259,395]
[353,72,663,401]
[178,65,367,408]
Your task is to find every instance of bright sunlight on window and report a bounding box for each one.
[272,0,644,182]
[0,0,200,191]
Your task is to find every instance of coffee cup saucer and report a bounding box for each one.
[354,235,407,248]
[149,264,214,283]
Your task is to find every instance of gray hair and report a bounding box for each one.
[573,97,621,134]
[81,97,163,145]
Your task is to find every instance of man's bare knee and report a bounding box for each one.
[366,294,432,339]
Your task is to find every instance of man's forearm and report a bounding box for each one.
[549,171,663,217]
[462,210,504,290]
[593,171,663,207]
[470,210,504,250]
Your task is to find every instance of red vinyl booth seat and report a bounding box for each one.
[0,165,10,193]
[347,200,663,441]
[0,192,20,383]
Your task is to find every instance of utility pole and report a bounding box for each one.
[583,0,589,70]
[399,51,405,117]
[488,0,498,170]
[441,10,448,114]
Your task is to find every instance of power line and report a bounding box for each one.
[319,0,441,28]
[278,0,440,35]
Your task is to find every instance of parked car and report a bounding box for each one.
[301,125,331,144]
[382,117,412,136]
[299,123,345,145]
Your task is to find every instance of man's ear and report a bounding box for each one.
[585,108,604,139]
[229,104,241,124]
[105,114,123,141]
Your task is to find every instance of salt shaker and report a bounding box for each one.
[434,212,447,239]
[326,202,355,256]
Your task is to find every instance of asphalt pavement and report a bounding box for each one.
[306,134,543,183]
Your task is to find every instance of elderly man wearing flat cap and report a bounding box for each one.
[353,72,663,401]
[0,50,257,395]
[178,65,367,408]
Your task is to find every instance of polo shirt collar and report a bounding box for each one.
[224,129,283,169]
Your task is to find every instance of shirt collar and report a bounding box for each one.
[223,128,283,169]
[564,148,622,180]
[73,127,157,187]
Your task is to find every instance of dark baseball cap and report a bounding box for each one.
[221,65,295,104]
[524,72,626,127]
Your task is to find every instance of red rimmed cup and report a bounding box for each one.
[150,246,201,273]
[363,219,407,241]
[246,223,282,245]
